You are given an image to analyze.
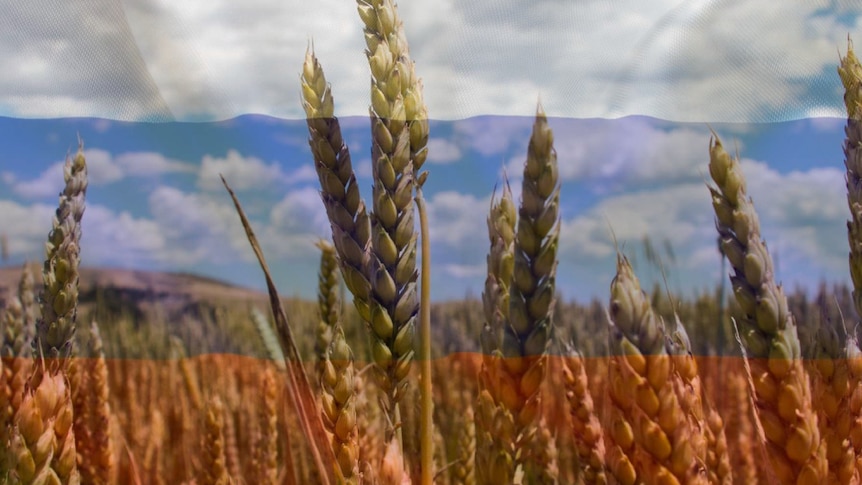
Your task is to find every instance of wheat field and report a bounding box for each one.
[3,1,862,484]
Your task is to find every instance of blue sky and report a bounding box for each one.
[1,1,861,302]
[0,114,851,302]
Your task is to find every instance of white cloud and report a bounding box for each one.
[12,163,63,198]
[80,205,166,267]
[6,1,851,122]
[197,149,287,191]
[10,148,195,198]
[425,190,491,248]
[268,186,330,236]
[442,263,484,279]
[0,200,55,260]
[559,183,715,263]
[148,185,250,264]
[114,152,195,176]
[502,118,712,190]
[456,116,533,157]
[426,138,462,164]
[84,149,125,185]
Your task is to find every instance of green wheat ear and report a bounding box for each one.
[38,143,88,371]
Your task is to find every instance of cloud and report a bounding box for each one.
[10,148,195,198]
[502,118,712,193]
[6,2,851,122]
[426,138,462,164]
[80,205,166,267]
[147,185,251,264]
[198,149,309,191]
[425,190,491,248]
[114,152,195,176]
[0,2,171,120]
[455,116,533,157]
[0,200,56,260]
[441,263,484,279]
[268,186,330,236]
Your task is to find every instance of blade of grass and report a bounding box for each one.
[221,174,337,485]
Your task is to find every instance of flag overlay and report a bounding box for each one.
[2,2,862,484]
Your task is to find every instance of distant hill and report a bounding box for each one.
[0,265,269,317]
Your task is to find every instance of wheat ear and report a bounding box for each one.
[75,321,114,485]
[606,254,703,484]
[9,143,87,485]
[357,0,420,420]
[560,343,608,485]
[200,396,232,485]
[253,366,279,485]
[301,49,373,322]
[37,144,87,370]
[315,240,340,377]
[839,37,862,321]
[708,134,826,483]
[320,324,360,481]
[837,40,862,483]
[475,183,518,485]
[1,266,37,470]
[667,314,731,484]
[500,105,560,483]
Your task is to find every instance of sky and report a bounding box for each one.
[1,1,861,302]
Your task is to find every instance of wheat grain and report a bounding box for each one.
[71,321,114,485]
[451,396,476,485]
[9,371,78,484]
